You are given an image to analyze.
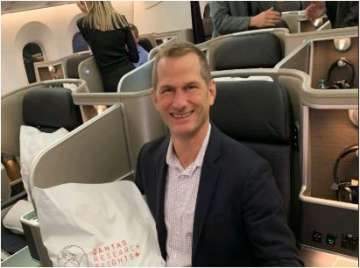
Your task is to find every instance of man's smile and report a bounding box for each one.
[170,110,194,119]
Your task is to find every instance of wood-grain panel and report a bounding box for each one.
[309,109,358,200]
[311,37,358,88]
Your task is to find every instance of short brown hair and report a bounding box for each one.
[152,41,211,90]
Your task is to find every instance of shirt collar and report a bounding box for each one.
[166,124,211,173]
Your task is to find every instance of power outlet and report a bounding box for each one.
[326,234,337,246]
[341,234,358,251]
[312,231,322,243]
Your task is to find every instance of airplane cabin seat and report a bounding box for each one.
[1,85,83,255]
[208,32,283,71]
[139,38,154,52]
[64,52,91,79]
[22,87,82,133]
[78,56,104,92]
[210,79,295,219]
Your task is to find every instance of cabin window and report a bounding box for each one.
[23,42,44,83]
[72,32,89,53]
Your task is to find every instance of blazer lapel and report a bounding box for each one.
[154,136,169,258]
[192,126,223,261]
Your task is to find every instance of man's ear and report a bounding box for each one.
[208,79,216,106]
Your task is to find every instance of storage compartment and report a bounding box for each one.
[310,37,358,89]
[20,211,52,266]
[36,64,64,81]
[300,203,358,257]
[300,105,358,257]
[308,108,358,200]
[277,31,358,83]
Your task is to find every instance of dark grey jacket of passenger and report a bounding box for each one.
[209,1,303,37]
[136,125,303,266]
[210,1,253,37]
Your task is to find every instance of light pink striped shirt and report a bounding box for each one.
[164,124,211,266]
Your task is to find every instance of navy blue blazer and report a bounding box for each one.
[136,126,303,266]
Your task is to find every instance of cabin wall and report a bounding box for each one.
[1,2,133,95]
[133,1,192,35]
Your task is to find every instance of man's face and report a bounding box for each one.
[152,53,216,140]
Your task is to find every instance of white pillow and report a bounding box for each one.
[3,199,33,234]
[20,125,69,201]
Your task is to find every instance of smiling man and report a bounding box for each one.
[135,42,303,266]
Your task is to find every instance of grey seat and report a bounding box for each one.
[64,52,91,79]
[2,86,83,209]
[22,86,82,133]
[210,79,295,219]
[208,32,283,70]
[1,86,83,256]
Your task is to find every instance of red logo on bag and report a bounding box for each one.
[57,245,89,267]
[91,240,141,266]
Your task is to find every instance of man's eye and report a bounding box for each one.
[186,85,197,91]
[160,88,173,94]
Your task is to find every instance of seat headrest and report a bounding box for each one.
[210,79,291,144]
[65,53,91,78]
[139,38,154,52]
[23,87,82,132]
[209,33,283,70]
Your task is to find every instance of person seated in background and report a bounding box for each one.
[129,23,149,68]
[135,41,303,266]
[210,1,286,37]
[305,1,358,28]
[77,1,138,92]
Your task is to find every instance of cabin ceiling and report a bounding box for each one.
[1,1,75,15]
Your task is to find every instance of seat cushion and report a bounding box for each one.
[211,79,291,144]
[209,32,283,70]
[23,87,82,132]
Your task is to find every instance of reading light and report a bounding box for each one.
[333,38,352,52]
[348,109,358,127]
[48,65,55,73]
[313,17,324,28]
[95,105,107,114]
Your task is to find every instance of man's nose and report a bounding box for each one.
[171,90,187,109]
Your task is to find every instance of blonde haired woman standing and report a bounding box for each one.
[77,1,138,92]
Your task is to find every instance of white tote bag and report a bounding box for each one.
[20,125,69,202]
[32,180,165,267]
